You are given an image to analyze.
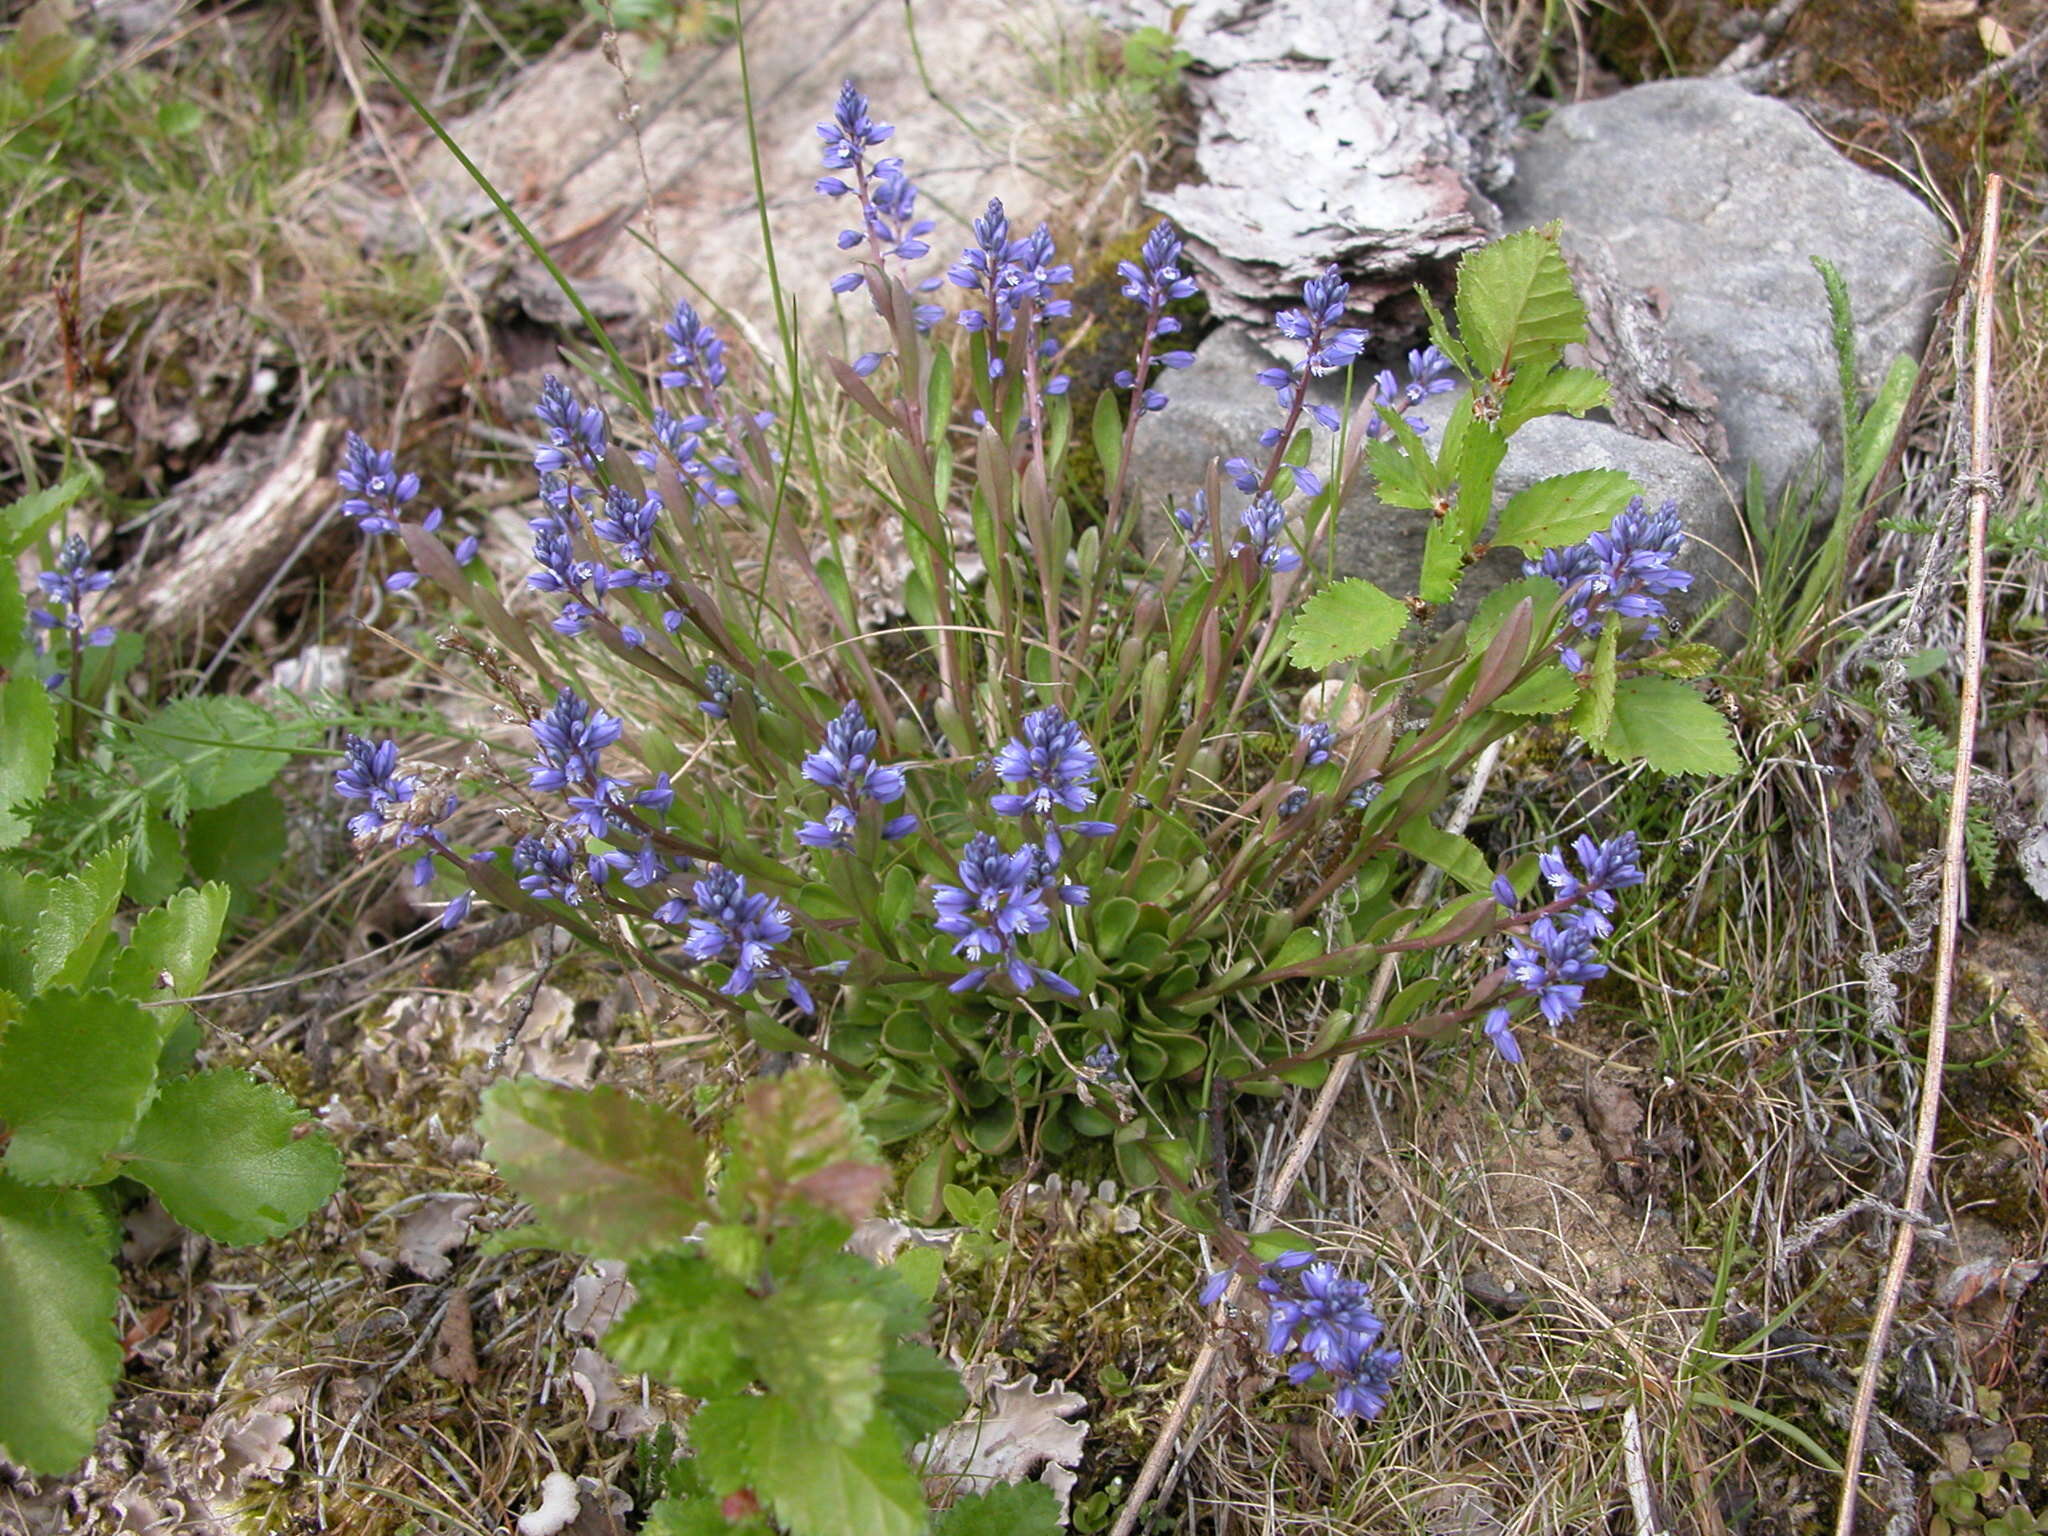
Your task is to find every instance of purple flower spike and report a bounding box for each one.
[931,832,1079,999]
[1529,499,1694,675]
[797,701,915,853]
[1210,1249,1397,1421]
[678,865,812,1014]
[533,373,609,475]
[817,78,894,171]
[991,706,1105,821]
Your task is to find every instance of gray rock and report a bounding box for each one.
[1095,0,1516,322]
[1495,78,1952,500]
[1127,323,1741,621]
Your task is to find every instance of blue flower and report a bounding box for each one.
[528,688,624,795]
[931,833,1078,998]
[1230,493,1301,575]
[1275,266,1368,379]
[591,484,666,564]
[30,534,118,654]
[336,433,420,534]
[1297,721,1335,768]
[1202,1250,1398,1420]
[333,734,415,839]
[797,701,916,850]
[513,831,584,905]
[1111,221,1200,418]
[990,707,1115,843]
[1538,831,1644,938]
[1529,500,1694,674]
[660,299,729,395]
[816,78,893,173]
[534,374,608,475]
[1504,912,1608,1027]
[674,865,812,1013]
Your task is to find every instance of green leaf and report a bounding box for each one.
[933,1481,1065,1535]
[184,789,288,891]
[606,1250,753,1396]
[1414,286,1472,377]
[1493,664,1578,715]
[696,1396,925,1536]
[1574,624,1620,744]
[877,1340,965,1441]
[155,98,203,136]
[123,1070,341,1243]
[128,696,308,814]
[479,1081,710,1259]
[0,1172,120,1475]
[0,469,96,558]
[738,1285,887,1443]
[1848,354,1916,503]
[644,1491,768,1536]
[0,842,128,994]
[720,1068,877,1224]
[1419,516,1469,605]
[1363,431,1435,510]
[0,672,56,850]
[1090,896,1139,960]
[1288,578,1409,669]
[1454,229,1584,379]
[1642,642,1722,680]
[111,883,229,1005]
[1395,819,1493,895]
[0,988,161,1185]
[1592,677,1742,776]
[1091,388,1123,490]
[1450,416,1509,543]
[1491,469,1639,555]
[1498,365,1608,435]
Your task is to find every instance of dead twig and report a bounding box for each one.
[1832,173,2004,1536]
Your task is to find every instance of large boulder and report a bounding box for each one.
[1495,78,1952,499]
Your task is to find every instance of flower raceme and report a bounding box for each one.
[30,534,117,683]
[1480,832,1644,1063]
[798,701,917,850]
[1529,498,1694,675]
[1200,1250,1401,1420]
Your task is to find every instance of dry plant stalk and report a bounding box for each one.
[1831,172,2005,1536]
[1107,740,1506,1536]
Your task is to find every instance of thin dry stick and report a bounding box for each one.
[1832,172,2004,1536]
[1108,740,1507,1536]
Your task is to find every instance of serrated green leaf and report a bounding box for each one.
[1643,642,1722,680]
[123,1070,341,1243]
[1454,229,1584,379]
[933,1480,1065,1535]
[1498,365,1608,434]
[1492,469,1639,555]
[1364,431,1434,510]
[1592,677,1742,776]
[0,1172,120,1475]
[0,672,56,849]
[0,988,160,1185]
[877,1341,965,1441]
[1451,418,1509,543]
[719,1068,877,1224]
[1574,624,1620,744]
[0,842,128,994]
[1288,578,1408,669]
[1414,286,1472,377]
[1394,819,1493,895]
[128,697,308,814]
[0,469,96,557]
[110,883,229,1007]
[697,1396,925,1536]
[1493,664,1579,715]
[738,1286,886,1443]
[606,1250,753,1395]
[1419,515,1468,605]
[479,1080,710,1259]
